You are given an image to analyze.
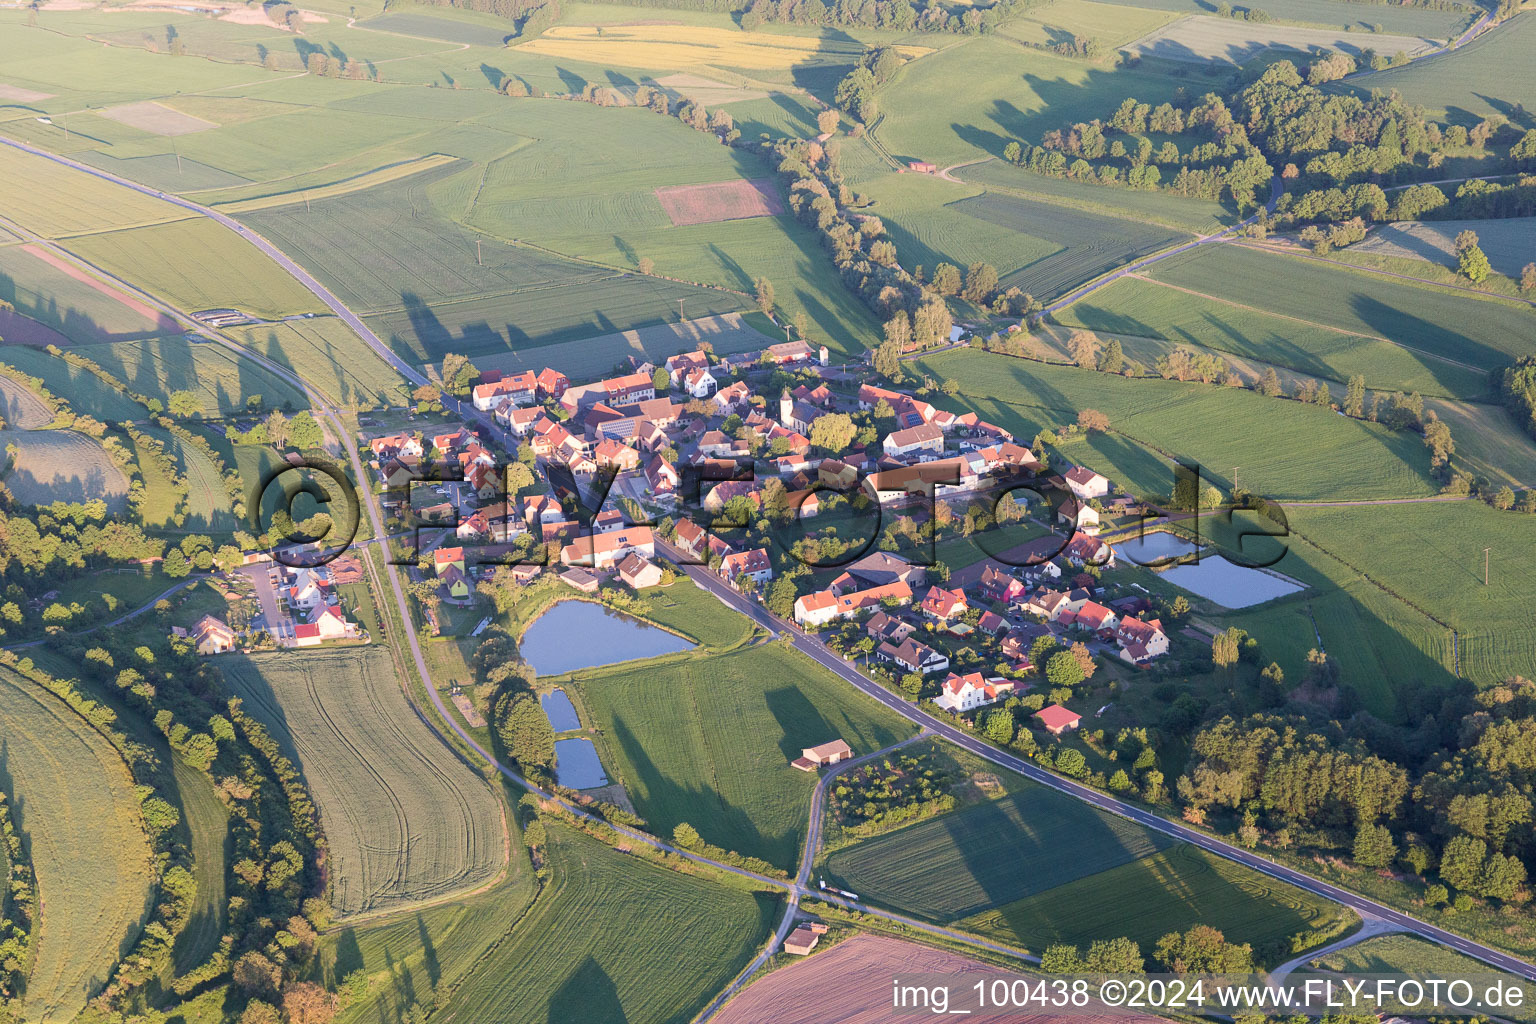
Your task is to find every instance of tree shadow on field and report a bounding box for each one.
[762,685,834,760]
[555,65,588,96]
[417,913,440,989]
[1351,293,1504,396]
[479,63,505,89]
[549,956,625,1024]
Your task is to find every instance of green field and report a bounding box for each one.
[148,424,239,534]
[2,428,130,510]
[0,347,146,423]
[0,668,154,1023]
[913,348,1440,502]
[431,824,776,1024]
[627,577,759,652]
[1340,10,1536,121]
[1111,0,1470,35]
[573,643,917,869]
[170,759,229,975]
[94,338,308,418]
[821,784,1172,921]
[358,10,515,46]
[873,36,1190,169]
[228,319,407,410]
[0,376,52,430]
[0,242,180,344]
[1303,934,1536,1021]
[0,143,192,238]
[219,648,507,917]
[70,218,324,321]
[957,157,1234,234]
[963,844,1357,956]
[999,0,1182,48]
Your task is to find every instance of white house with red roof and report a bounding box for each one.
[920,585,968,621]
[472,371,537,411]
[1063,600,1118,635]
[1116,616,1169,663]
[1064,531,1114,566]
[794,581,913,627]
[883,423,945,458]
[559,526,655,569]
[293,605,355,647]
[682,365,717,398]
[1063,466,1110,501]
[934,672,1014,713]
[720,547,773,589]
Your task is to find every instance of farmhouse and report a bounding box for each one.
[861,458,978,504]
[934,671,1014,713]
[791,738,852,771]
[1035,704,1082,735]
[1064,466,1111,501]
[793,581,913,627]
[617,553,664,590]
[192,614,237,655]
[764,339,816,365]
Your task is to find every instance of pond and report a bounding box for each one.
[1114,532,1200,566]
[1157,556,1305,610]
[540,688,581,733]
[518,600,692,676]
[553,738,609,790]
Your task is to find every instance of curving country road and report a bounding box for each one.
[655,537,1536,983]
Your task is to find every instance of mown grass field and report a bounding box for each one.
[963,844,1356,957]
[0,667,154,1024]
[143,423,239,534]
[914,348,1440,502]
[0,347,146,423]
[170,759,229,976]
[431,824,777,1024]
[228,319,406,410]
[999,0,1181,49]
[628,577,759,652]
[573,643,916,869]
[957,158,1234,234]
[95,337,308,417]
[0,377,52,430]
[219,647,506,917]
[2,428,130,510]
[70,218,323,321]
[821,784,1171,921]
[1353,216,1536,280]
[1110,0,1469,35]
[516,22,926,70]
[0,144,192,238]
[1302,934,1536,1021]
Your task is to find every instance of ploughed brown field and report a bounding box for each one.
[715,933,1164,1024]
[654,178,784,226]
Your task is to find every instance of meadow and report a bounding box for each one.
[515,23,925,71]
[998,0,1181,49]
[2,428,131,510]
[0,377,51,430]
[957,158,1234,234]
[431,824,777,1024]
[0,347,146,422]
[95,337,309,417]
[1302,934,1536,1021]
[146,423,240,534]
[1341,9,1536,121]
[69,218,323,321]
[357,11,514,46]
[1352,217,1536,280]
[219,648,507,917]
[227,319,406,411]
[913,348,1440,502]
[858,172,1186,303]
[170,759,230,976]
[962,844,1356,958]
[0,667,154,1024]
[572,643,917,869]
[1124,16,1439,63]
[820,784,1172,921]
[873,36,1191,169]
[0,143,192,239]
[1108,0,1470,36]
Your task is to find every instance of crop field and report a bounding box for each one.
[654,179,784,226]
[573,643,916,869]
[228,319,407,410]
[1353,217,1536,280]
[874,37,1189,168]
[1345,10,1536,121]
[0,144,193,238]
[0,346,146,422]
[1303,934,1536,1020]
[356,11,513,46]
[214,154,462,215]
[99,100,217,137]
[468,312,776,382]
[95,337,308,417]
[69,219,323,321]
[821,784,1171,921]
[170,759,229,975]
[1000,0,1182,49]
[219,648,506,917]
[956,158,1234,234]
[1124,16,1438,63]
[431,824,777,1024]
[0,376,52,429]
[1107,0,1470,36]
[515,23,927,71]
[1287,502,1536,686]
[963,845,1356,956]
[0,243,179,344]
[915,348,1439,502]
[3,428,130,510]
[0,667,153,1024]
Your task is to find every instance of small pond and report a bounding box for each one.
[519,600,692,676]
[553,737,609,790]
[541,688,581,733]
[1158,556,1304,609]
[1114,532,1200,566]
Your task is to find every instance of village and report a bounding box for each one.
[342,333,1213,745]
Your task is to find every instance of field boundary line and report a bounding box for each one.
[1124,271,1490,373]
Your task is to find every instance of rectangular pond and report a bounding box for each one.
[540,688,581,733]
[1114,532,1304,609]
[554,737,609,790]
[519,600,693,676]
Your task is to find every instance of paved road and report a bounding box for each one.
[3,576,205,651]
[657,539,1536,983]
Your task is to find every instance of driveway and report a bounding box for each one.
[240,562,293,646]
